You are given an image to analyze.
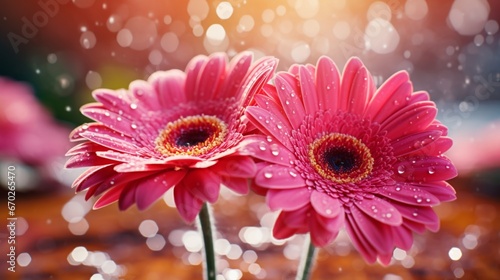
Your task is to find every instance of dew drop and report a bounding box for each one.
[395,186,401,191]
[277,124,283,129]
[289,170,297,177]
[393,100,400,106]
[428,167,435,174]
[397,165,406,174]
[131,124,137,129]
[258,142,267,151]
[386,213,392,218]
[117,117,122,121]
[266,136,273,142]
[412,212,418,217]
[270,144,280,156]
[326,85,331,90]
[264,172,273,179]
[326,209,332,215]
[416,198,422,203]
[130,103,138,110]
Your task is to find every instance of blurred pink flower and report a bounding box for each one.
[448,120,500,175]
[66,52,277,223]
[0,77,70,165]
[245,57,457,264]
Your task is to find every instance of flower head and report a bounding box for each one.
[245,57,457,264]
[66,52,277,223]
[0,77,70,165]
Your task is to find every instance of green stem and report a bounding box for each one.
[197,203,216,280]
[296,234,317,280]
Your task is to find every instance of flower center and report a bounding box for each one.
[155,115,227,156]
[308,133,374,183]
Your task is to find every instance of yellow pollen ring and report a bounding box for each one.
[308,133,374,184]
[155,115,227,156]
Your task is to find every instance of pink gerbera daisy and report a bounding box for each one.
[66,52,277,223]
[245,56,457,264]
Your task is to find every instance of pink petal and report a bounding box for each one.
[69,123,106,142]
[162,155,205,167]
[65,153,116,168]
[378,183,440,206]
[80,130,139,154]
[347,66,371,114]
[92,88,143,118]
[402,218,426,234]
[114,162,168,172]
[245,106,292,147]
[315,56,340,112]
[253,94,290,130]
[130,80,162,111]
[273,212,303,240]
[424,137,453,156]
[211,156,256,178]
[93,171,156,197]
[184,55,209,101]
[298,66,319,114]
[408,90,430,104]
[240,135,295,166]
[392,202,440,230]
[66,141,108,156]
[395,156,457,182]
[136,169,187,210]
[365,71,411,122]
[278,205,310,229]
[149,70,187,106]
[345,213,378,264]
[255,164,306,189]
[354,197,402,226]
[195,53,226,100]
[350,206,394,255]
[183,169,221,203]
[96,150,163,165]
[315,208,345,232]
[339,57,364,112]
[391,130,443,157]
[118,183,139,210]
[309,215,338,247]
[93,184,127,209]
[72,165,115,192]
[275,73,306,129]
[174,180,204,223]
[310,191,341,218]
[80,104,138,137]
[391,225,413,251]
[266,188,311,211]
[218,52,252,99]
[380,102,437,139]
[221,177,249,195]
[417,181,456,202]
[238,56,278,108]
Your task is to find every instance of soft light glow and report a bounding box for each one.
[448,0,490,36]
[448,247,463,261]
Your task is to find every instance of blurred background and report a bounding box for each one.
[0,0,499,279]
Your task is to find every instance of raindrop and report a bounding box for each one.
[428,167,435,174]
[289,170,297,177]
[386,213,392,218]
[264,172,273,179]
[131,124,137,129]
[130,103,138,110]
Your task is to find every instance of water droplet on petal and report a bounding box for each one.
[130,103,138,109]
[131,124,137,129]
[270,144,280,156]
[258,142,267,151]
[397,165,406,174]
[416,198,422,203]
[326,209,332,215]
[386,213,392,218]
[428,167,435,174]
[289,170,297,177]
[264,172,273,179]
